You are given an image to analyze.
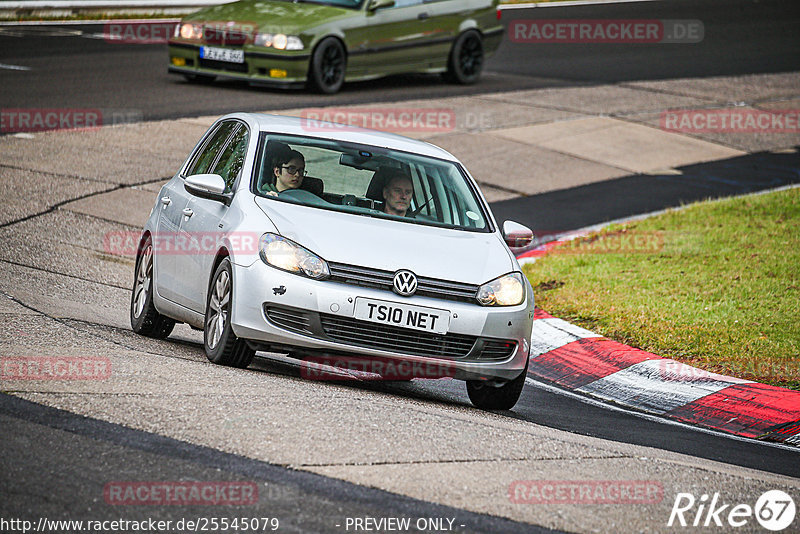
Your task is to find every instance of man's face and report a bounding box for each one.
[383,176,413,216]
[274,157,305,191]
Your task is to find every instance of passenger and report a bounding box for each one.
[382,172,414,217]
[263,149,306,196]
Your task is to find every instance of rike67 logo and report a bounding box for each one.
[668,490,796,531]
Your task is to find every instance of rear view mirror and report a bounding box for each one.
[503,220,533,249]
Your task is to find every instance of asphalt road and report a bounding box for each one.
[1,0,798,121]
[1,0,799,531]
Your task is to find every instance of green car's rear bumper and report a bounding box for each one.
[168,42,311,87]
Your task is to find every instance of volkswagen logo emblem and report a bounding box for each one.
[393,270,418,297]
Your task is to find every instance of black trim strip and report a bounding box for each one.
[349,35,454,56]
[168,41,310,61]
[246,50,312,61]
[167,66,306,89]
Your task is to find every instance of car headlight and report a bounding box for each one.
[254,32,303,50]
[476,272,525,306]
[259,233,329,280]
[178,23,202,40]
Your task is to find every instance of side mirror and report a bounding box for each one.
[367,0,395,12]
[184,173,230,204]
[503,220,533,249]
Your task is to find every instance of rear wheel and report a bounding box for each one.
[466,358,528,410]
[445,30,484,85]
[309,37,346,94]
[130,236,176,339]
[204,258,255,368]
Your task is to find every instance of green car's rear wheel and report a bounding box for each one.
[445,30,484,85]
[309,37,346,94]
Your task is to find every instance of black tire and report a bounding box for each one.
[130,236,176,339]
[183,73,216,84]
[308,37,346,94]
[445,30,484,85]
[204,258,255,368]
[466,357,528,410]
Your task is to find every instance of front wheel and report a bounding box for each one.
[444,30,484,85]
[204,258,255,368]
[466,358,528,410]
[130,236,176,339]
[308,37,346,94]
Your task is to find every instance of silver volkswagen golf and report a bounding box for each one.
[131,112,535,409]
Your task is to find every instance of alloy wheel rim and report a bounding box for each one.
[460,36,482,76]
[132,246,152,318]
[206,269,230,350]
[321,45,344,86]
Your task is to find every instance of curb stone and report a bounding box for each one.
[516,198,800,446]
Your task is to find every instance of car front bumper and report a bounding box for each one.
[229,260,533,382]
[168,42,311,86]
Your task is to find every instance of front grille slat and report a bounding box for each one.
[320,314,476,359]
[264,305,516,362]
[264,307,313,334]
[328,262,478,303]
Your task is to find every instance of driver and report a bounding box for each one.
[382,172,414,217]
[263,149,306,196]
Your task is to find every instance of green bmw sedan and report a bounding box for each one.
[168,0,503,93]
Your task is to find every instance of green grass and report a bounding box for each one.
[523,187,800,390]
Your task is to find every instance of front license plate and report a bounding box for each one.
[200,46,244,63]
[354,298,450,334]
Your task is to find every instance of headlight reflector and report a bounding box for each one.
[254,32,273,47]
[476,272,525,306]
[254,32,303,50]
[259,233,329,280]
[179,23,202,40]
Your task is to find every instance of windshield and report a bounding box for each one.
[252,133,492,232]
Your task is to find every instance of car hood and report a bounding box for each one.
[185,0,353,33]
[255,198,514,285]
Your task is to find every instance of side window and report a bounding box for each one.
[186,121,238,177]
[211,125,249,192]
[392,0,423,7]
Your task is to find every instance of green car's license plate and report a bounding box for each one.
[200,46,244,63]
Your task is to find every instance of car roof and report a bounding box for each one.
[224,112,460,162]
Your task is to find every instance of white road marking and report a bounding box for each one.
[577,359,751,414]
[530,317,601,357]
[0,62,31,71]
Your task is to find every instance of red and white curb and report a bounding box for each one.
[527,308,800,445]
